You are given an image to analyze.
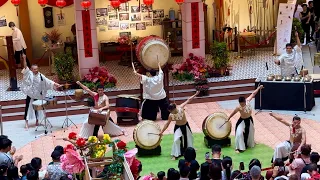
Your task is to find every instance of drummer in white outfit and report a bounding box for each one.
[21,54,60,129]
[76,81,125,138]
[226,85,263,153]
[159,91,199,160]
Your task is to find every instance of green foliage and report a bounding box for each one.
[210,41,230,69]
[173,72,194,81]
[54,52,74,82]
[291,18,304,44]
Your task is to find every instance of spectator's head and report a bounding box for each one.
[179,164,190,178]
[292,116,301,127]
[51,150,62,162]
[308,1,313,7]
[250,165,261,180]
[26,170,39,180]
[96,85,104,96]
[157,171,166,180]
[54,146,64,155]
[20,165,28,176]
[273,158,285,167]
[238,96,246,106]
[7,166,19,179]
[301,4,308,10]
[167,168,175,178]
[310,152,320,164]
[0,135,8,140]
[0,138,12,152]
[209,160,222,180]
[0,163,8,176]
[211,144,221,157]
[167,103,177,113]
[31,157,42,171]
[184,147,196,162]
[222,156,233,180]
[249,158,261,170]
[300,144,312,156]
[8,22,16,30]
[307,163,318,175]
[149,69,157,77]
[231,170,243,179]
[167,169,179,180]
[286,43,293,53]
[289,174,299,180]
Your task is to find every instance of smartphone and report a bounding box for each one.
[205,152,210,159]
[239,161,245,171]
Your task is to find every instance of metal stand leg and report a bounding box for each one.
[296,82,315,116]
[255,88,263,115]
[35,106,53,138]
[62,90,77,131]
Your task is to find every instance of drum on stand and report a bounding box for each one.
[115,94,140,125]
[202,112,232,147]
[32,100,48,111]
[133,120,162,156]
[88,110,109,126]
[74,89,84,101]
[45,97,57,107]
[136,36,170,70]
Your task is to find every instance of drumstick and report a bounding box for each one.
[132,62,136,72]
[148,133,160,135]
[219,121,228,129]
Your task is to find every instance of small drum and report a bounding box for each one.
[75,89,84,101]
[32,100,47,111]
[133,120,161,149]
[115,94,140,120]
[45,97,57,107]
[136,36,170,70]
[88,110,109,126]
[202,112,231,140]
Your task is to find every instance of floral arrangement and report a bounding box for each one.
[118,36,129,45]
[172,53,212,81]
[82,66,117,90]
[60,144,85,178]
[45,29,62,44]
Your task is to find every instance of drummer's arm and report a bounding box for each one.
[227,108,239,121]
[180,91,200,109]
[269,112,290,126]
[246,85,263,102]
[99,99,110,111]
[159,117,172,136]
[76,81,96,97]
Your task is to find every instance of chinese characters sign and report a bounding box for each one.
[191,2,200,49]
[82,10,93,57]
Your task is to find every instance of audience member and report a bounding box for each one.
[200,145,222,180]
[221,156,232,180]
[46,150,67,179]
[0,139,22,168]
[208,160,222,180]
[266,158,289,179]
[6,166,19,180]
[157,171,166,180]
[301,152,320,174]
[26,170,39,180]
[250,166,262,180]
[167,169,179,180]
[290,144,312,179]
[178,147,199,180]
[19,165,27,180]
[179,164,190,180]
[0,163,8,180]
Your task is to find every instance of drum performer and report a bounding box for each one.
[159,91,199,160]
[226,85,263,153]
[76,81,126,138]
[134,61,169,121]
[21,54,61,129]
[269,113,306,163]
[274,32,303,77]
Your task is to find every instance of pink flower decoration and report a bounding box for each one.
[60,149,85,174]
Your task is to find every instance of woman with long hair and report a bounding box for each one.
[221,156,232,180]
[209,160,222,180]
[178,147,200,180]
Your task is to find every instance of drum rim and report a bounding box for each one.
[117,94,140,100]
[141,41,169,69]
[202,112,232,140]
[133,120,161,150]
[33,100,48,104]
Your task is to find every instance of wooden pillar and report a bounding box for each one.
[18,0,33,62]
[6,36,19,91]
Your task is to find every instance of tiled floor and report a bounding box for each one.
[11,100,320,169]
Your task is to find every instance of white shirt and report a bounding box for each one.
[279,45,303,77]
[12,27,27,51]
[21,67,55,99]
[141,69,166,100]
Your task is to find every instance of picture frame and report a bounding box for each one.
[136,22,146,30]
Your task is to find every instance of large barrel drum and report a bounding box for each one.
[202,112,231,140]
[136,36,170,70]
[115,94,140,120]
[133,120,162,150]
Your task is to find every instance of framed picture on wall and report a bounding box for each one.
[131,6,140,13]
[119,3,129,12]
[146,22,153,26]
[0,19,7,27]
[119,32,131,37]
[96,8,108,17]
[142,13,152,21]
[153,19,161,26]
[119,13,129,21]
[109,13,118,20]
[130,23,136,29]
[136,22,146,30]
[153,9,164,19]
[120,23,129,30]
[131,14,141,21]
[108,21,119,30]
[108,5,116,13]
[141,4,152,12]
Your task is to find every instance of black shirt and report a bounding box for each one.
[200,159,222,180]
[178,159,200,180]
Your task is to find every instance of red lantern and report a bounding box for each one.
[143,0,153,6]
[38,0,48,7]
[119,0,128,3]
[56,0,66,8]
[110,0,121,9]
[11,0,20,6]
[175,0,184,5]
[81,0,91,10]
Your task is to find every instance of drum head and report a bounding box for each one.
[141,41,170,69]
[133,120,161,149]
[33,100,47,105]
[203,112,231,140]
[117,94,140,100]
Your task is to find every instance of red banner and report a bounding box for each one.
[0,0,8,7]
[191,2,200,49]
[82,10,93,57]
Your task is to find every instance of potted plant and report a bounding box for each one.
[194,77,209,97]
[210,41,230,76]
[82,66,117,90]
[54,52,75,84]
[291,18,304,44]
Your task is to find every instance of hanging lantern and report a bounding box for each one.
[11,0,20,6]
[56,0,66,8]
[119,0,128,3]
[110,0,121,10]
[143,0,153,6]
[38,0,48,7]
[81,0,91,10]
[175,0,184,5]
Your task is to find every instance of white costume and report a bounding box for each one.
[79,94,123,138]
[279,45,303,77]
[21,67,55,122]
[170,108,194,158]
[235,101,255,151]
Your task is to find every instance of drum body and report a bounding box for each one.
[75,89,84,101]
[45,97,57,107]
[133,120,161,149]
[136,36,170,70]
[115,95,140,119]
[32,100,47,111]
[202,112,231,140]
[88,110,109,126]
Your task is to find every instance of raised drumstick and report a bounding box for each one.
[132,62,136,72]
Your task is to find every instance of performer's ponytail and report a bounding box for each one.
[222,156,233,180]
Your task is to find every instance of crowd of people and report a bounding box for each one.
[298,1,319,45]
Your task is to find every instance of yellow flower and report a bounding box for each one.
[88,136,98,143]
[103,134,111,143]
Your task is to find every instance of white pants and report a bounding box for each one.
[27,99,45,122]
[235,118,255,151]
[171,124,194,157]
[79,110,123,138]
[273,141,292,161]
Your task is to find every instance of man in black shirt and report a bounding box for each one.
[199,145,222,180]
[308,1,316,41]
